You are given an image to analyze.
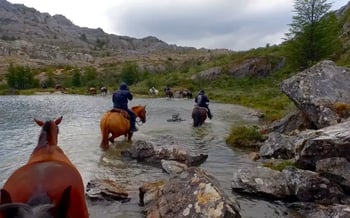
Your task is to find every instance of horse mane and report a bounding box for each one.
[35,121,53,151]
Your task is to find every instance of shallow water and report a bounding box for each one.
[0,94,289,218]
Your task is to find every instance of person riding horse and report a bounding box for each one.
[112,82,138,132]
[164,85,173,98]
[195,90,212,119]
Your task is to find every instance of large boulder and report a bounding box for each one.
[140,167,241,218]
[281,60,350,129]
[232,166,344,204]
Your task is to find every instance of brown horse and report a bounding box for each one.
[0,116,89,218]
[192,106,208,127]
[88,87,97,95]
[100,105,146,149]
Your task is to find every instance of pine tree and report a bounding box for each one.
[284,0,341,69]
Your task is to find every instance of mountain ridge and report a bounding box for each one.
[1,0,229,74]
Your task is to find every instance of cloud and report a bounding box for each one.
[105,0,295,50]
[7,0,349,51]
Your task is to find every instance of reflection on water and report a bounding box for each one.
[0,95,289,218]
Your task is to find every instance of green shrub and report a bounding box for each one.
[262,160,295,171]
[226,125,264,148]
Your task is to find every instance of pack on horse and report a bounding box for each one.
[192,106,208,127]
[99,105,146,149]
[0,116,89,218]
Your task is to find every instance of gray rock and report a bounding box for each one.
[281,60,350,129]
[141,167,241,218]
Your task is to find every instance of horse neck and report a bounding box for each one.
[131,106,141,117]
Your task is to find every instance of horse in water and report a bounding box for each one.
[149,87,159,96]
[100,105,147,149]
[192,106,208,127]
[0,116,89,218]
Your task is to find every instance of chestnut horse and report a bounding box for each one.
[100,105,146,149]
[0,116,89,218]
[192,106,208,127]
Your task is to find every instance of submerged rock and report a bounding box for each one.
[86,179,130,202]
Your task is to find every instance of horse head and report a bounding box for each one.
[0,186,72,218]
[34,116,62,148]
[131,105,147,123]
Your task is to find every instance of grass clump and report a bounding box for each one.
[226,125,264,148]
[262,160,295,171]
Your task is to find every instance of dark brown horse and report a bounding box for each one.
[165,90,174,98]
[100,105,147,149]
[0,116,89,218]
[192,106,208,127]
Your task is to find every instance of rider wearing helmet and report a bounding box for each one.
[195,90,212,119]
[112,82,138,132]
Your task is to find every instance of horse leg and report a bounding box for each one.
[100,127,110,149]
[127,132,133,141]
[108,136,114,143]
[109,134,117,143]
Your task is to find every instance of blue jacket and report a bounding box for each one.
[113,84,133,109]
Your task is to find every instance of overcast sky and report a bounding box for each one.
[7,0,349,51]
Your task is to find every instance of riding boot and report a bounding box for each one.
[131,122,138,132]
[207,109,213,119]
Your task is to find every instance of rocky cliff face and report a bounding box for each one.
[0,0,198,70]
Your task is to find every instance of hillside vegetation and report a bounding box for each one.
[1,0,350,123]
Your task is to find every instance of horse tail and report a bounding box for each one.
[100,113,110,149]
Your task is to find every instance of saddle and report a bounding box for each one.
[194,105,208,112]
[110,108,130,119]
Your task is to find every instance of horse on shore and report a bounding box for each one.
[88,87,97,95]
[100,105,147,149]
[0,116,89,218]
[100,87,108,95]
[149,87,159,96]
[165,90,174,98]
[192,106,208,127]
[180,90,193,99]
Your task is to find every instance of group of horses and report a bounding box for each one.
[88,87,108,95]
[0,93,208,217]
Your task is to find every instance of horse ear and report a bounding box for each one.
[0,189,12,204]
[55,116,63,125]
[54,186,71,218]
[34,118,44,127]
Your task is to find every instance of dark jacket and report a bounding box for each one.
[113,84,133,109]
[195,93,209,108]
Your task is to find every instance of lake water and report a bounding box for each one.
[0,94,290,218]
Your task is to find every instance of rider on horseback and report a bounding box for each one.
[195,90,213,119]
[112,82,138,132]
